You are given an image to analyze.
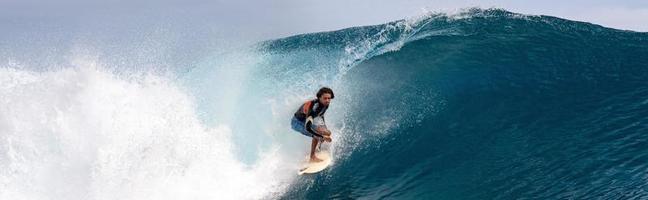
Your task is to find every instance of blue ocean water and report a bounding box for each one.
[2,8,648,199]
[260,9,648,199]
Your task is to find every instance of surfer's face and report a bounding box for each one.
[319,93,332,106]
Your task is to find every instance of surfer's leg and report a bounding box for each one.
[310,138,322,162]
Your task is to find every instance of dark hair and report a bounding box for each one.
[316,87,334,99]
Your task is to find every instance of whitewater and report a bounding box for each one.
[3,8,648,199]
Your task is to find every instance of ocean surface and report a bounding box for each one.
[2,8,648,199]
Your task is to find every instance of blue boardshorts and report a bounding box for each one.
[291,116,326,138]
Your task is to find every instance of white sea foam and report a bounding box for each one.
[0,57,296,200]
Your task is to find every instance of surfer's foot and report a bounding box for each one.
[309,156,323,163]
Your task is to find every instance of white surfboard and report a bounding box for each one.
[298,151,332,175]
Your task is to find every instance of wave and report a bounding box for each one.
[261,8,648,199]
[2,8,648,200]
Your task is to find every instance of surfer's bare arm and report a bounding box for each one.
[314,115,330,136]
[315,127,332,142]
[311,125,331,142]
[317,127,331,136]
[305,119,326,139]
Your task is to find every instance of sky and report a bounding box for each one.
[1,0,647,42]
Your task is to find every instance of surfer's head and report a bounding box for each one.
[316,87,334,106]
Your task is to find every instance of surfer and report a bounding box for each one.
[291,87,334,162]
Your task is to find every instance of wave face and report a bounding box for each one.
[261,9,648,199]
[2,8,648,200]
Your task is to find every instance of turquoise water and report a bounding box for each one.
[2,8,648,199]
[262,9,648,199]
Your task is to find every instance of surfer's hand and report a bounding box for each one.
[323,136,332,142]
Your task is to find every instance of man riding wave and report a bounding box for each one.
[291,87,334,162]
